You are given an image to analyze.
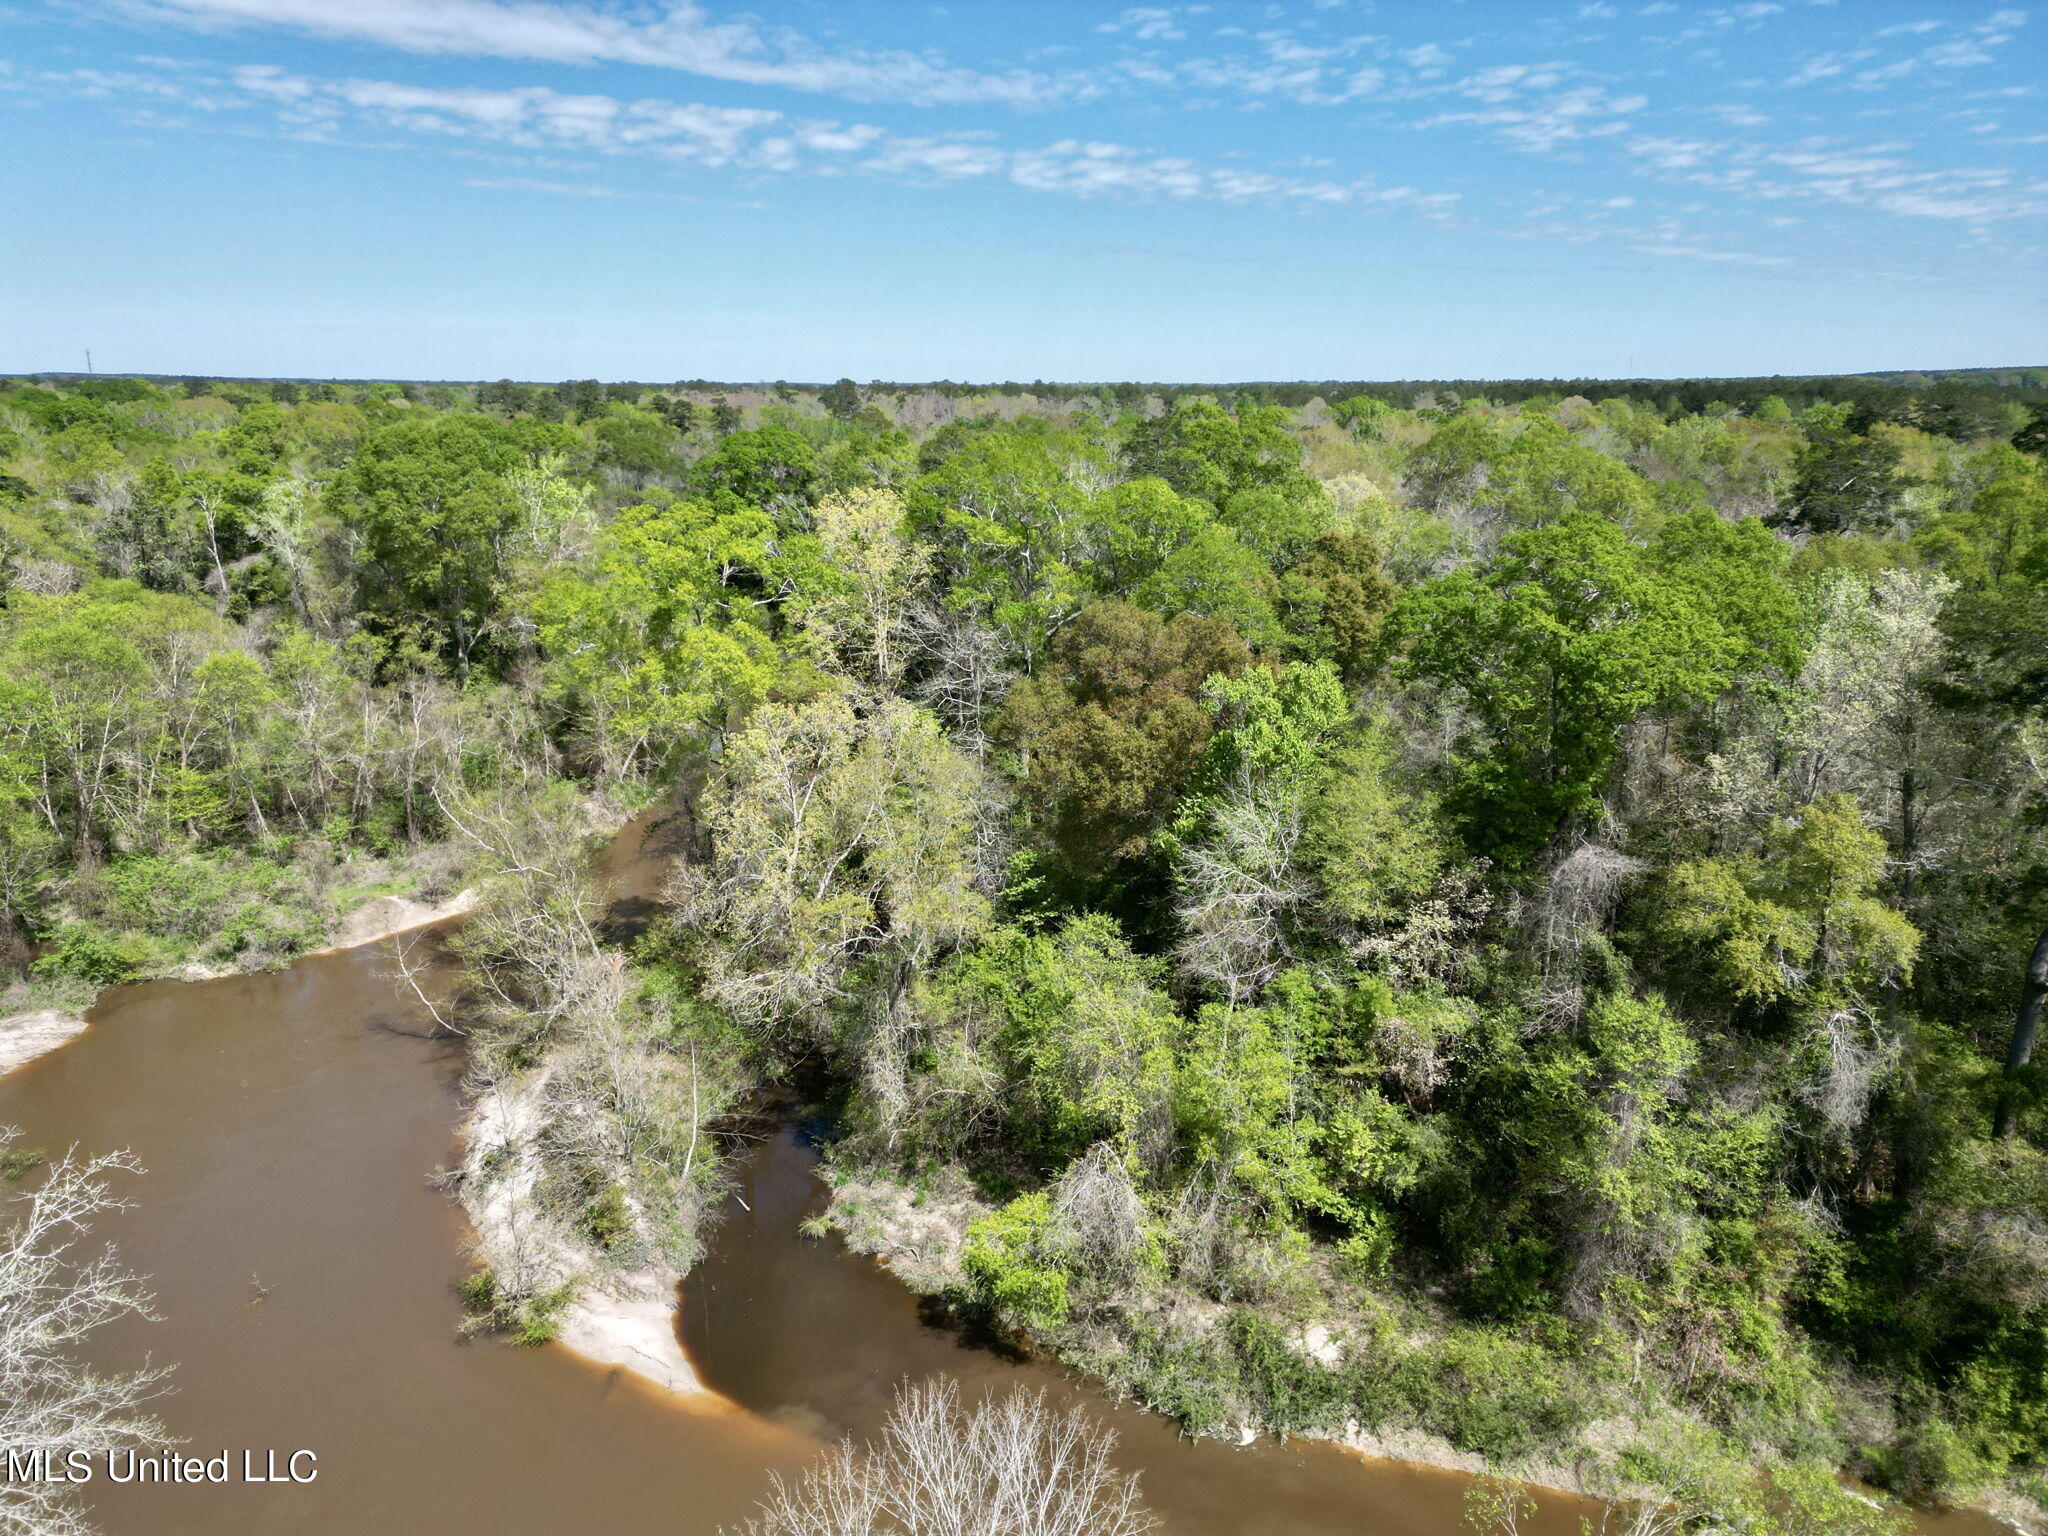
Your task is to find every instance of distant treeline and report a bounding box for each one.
[18,366,2047,410]
[11,369,2046,457]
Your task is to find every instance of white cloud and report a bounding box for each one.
[1838,9,2029,89]
[1625,130,2046,225]
[66,58,1464,218]
[1707,101,1770,126]
[1783,46,1886,84]
[1171,30,1389,106]
[1630,241,1791,265]
[1418,81,1648,154]
[466,175,619,195]
[1098,8,1190,43]
[232,64,779,160]
[109,0,1084,107]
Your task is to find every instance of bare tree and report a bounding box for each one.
[1049,1143,1147,1285]
[0,1129,170,1536]
[1174,779,1312,1005]
[909,602,1016,766]
[1528,841,1647,1026]
[733,1378,1156,1536]
[249,475,318,629]
[1797,1005,1902,1136]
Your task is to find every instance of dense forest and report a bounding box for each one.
[2,369,2044,1527]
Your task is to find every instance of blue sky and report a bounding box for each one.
[3,0,2043,381]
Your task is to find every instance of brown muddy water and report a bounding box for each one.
[0,811,2015,1534]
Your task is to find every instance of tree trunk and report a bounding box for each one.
[1996,922,2048,1138]
[1897,767,1917,908]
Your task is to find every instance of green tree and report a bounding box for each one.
[658,395,698,435]
[998,602,1248,877]
[592,405,683,480]
[326,414,574,675]
[1122,400,1316,509]
[1329,394,1390,439]
[537,494,778,781]
[1789,424,1905,535]
[1661,793,1920,1019]
[1277,530,1396,682]
[670,691,991,1076]
[819,378,862,421]
[907,421,1110,674]
[1170,662,1349,999]
[1394,514,1736,861]
[691,426,816,515]
[933,915,1180,1168]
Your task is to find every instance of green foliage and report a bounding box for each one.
[4,374,2042,1511]
[33,923,156,986]
[1401,1326,1590,1460]
[536,493,778,779]
[1122,400,1318,509]
[456,1267,574,1347]
[1302,721,1446,927]
[998,602,1248,876]
[930,915,1179,1166]
[963,1192,1071,1331]
[1278,529,1396,681]
[583,1183,632,1251]
[1661,794,1919,1015]
[592,405,683,478]
[0,1145,45,1181]
[1220,1310,1350,1433]
[1171,659,1347,850]
[1329,394,1390,439]
[1393,513,1741,860]
[691,425,816,511]
[327,413,575,672]
[1790,423,1905,535]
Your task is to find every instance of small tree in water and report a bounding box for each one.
[732,1378,1157,1536]
[0,1128,169,1536]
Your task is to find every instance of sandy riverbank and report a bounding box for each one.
[5,878,701,1400]
[458,1074,702,1398]
[817,1164,2044,1533]
[0,1009,92,1077]
[314,888,478,953]
[556,1283,700,1395]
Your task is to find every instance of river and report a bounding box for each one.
[0,815,2011,1535]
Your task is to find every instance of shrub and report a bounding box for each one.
[1409,1328,1587,1461]
[1115,1317,1241,1437]
[1222,1310,1348,1434]
[584,1184,632,1251]
[457,1269,499,1314]
[964,1192,1071,1332]
[33,923,154,986]
[456,1267,571,1346]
